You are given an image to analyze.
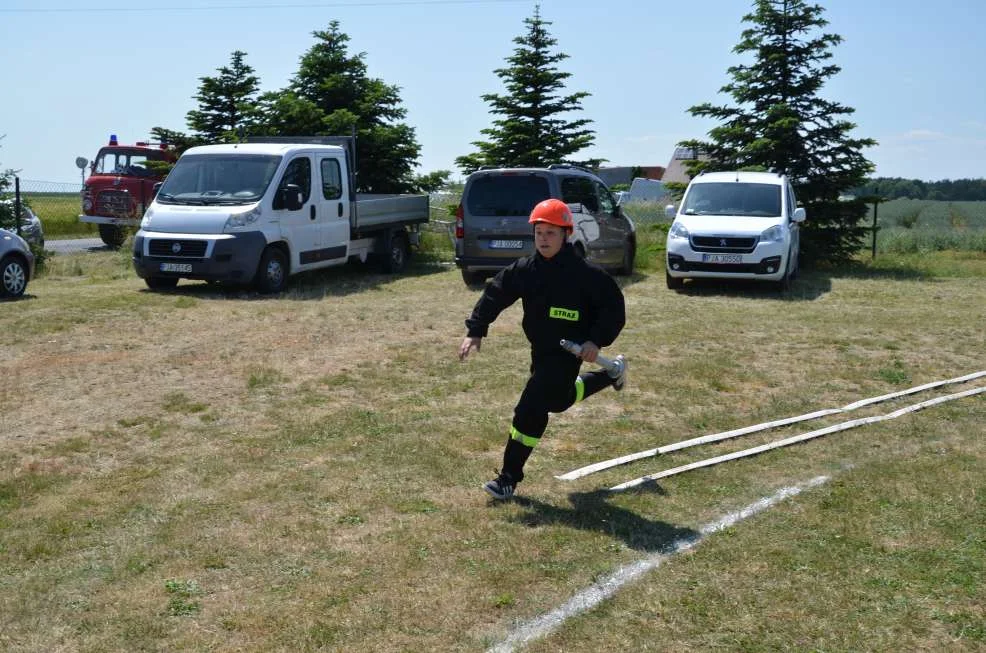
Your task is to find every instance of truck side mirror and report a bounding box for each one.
[665,204,677,219]
[793,207,806,223]
[276,184,304,211]
[152,182,162,198]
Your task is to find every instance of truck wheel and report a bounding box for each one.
[382,230,409,273]
[98,224,126,249]
[1,255,29,298]
[145,276,179,290]
[254,246,288,294]
[666,271,684,290]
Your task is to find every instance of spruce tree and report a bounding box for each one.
[456,5,597,174]
[252,22,421,193]
[680,0,876,265]
[186,51,260,143]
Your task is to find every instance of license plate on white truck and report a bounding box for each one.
[160,262,192,273]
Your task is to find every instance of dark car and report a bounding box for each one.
[1,228,36,298]
[453,165,636,285]
[0,199,44,248]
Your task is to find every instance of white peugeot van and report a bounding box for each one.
[665,171,805,290]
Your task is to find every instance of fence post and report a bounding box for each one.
[14,176,22,238]
[860,194,884,260]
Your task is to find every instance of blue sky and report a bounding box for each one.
[1,0,984,184]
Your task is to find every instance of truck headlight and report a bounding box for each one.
[761,225,784,243]
[668,221,690,240]
[141,207,154,229]
[224,205,262,230]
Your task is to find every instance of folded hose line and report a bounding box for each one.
[558,369,986,481]
[608,385,986,491]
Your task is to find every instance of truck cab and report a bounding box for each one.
[79,135,176,248]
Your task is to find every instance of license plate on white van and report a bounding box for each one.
[702,254,742,264]
[160,262,192,273]
[490,240,524,249]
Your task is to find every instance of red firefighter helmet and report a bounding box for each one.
[528,198,573,231]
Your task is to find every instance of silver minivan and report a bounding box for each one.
[453,165,636,285]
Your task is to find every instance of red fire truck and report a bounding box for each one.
[79,135,177,248]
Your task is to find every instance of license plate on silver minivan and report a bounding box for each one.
[489,240,524,249]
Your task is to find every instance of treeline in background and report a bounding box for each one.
[851,177,986,201]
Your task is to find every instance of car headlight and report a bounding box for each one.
[761,225,785,243]
[668,221,690,240]
[224,204,262,231]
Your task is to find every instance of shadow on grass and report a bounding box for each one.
[138,260,451,301]
[670,271,833,301]
[508,488,699,553]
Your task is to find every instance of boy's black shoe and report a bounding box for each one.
[610,354,628,391]
[484,471,516,500]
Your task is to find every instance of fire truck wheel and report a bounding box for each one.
[98,224,126,249]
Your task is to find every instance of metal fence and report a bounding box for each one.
[0,177,82,238]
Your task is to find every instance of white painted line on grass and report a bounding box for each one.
[610,385,986,491]
[558,370,986,481]
[486,475,830,653]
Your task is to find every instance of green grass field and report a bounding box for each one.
[2,242,984,651]
[20,191,98,238]
[868,199,986,254]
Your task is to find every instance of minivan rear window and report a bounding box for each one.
[466,175,551,216]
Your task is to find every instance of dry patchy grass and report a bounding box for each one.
[1,252,984,651]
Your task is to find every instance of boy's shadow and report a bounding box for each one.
[509,486,699,553]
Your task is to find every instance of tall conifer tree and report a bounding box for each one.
[252,22,421,193]
[456,5,597,174]
[186,51,260,143]
[680,0,876,264]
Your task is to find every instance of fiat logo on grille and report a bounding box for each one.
[172,242,182,254]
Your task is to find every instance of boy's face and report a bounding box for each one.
[534,223,567,259]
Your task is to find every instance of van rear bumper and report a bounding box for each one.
[454,255,523,271]
[132,230,267,282]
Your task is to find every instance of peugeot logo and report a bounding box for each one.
[720,238,728,247]
[172,242,182,254]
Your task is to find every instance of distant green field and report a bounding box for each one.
[20,191,98,238]
[867,199,986,253]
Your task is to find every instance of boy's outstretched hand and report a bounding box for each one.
[459,336,482,360]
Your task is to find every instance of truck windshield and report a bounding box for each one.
[681,182,782,217]
[93,149,163,178]
[156,154,282,205]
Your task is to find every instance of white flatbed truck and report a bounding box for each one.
[132,137,429,292]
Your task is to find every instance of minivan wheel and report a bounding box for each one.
[666,271,684,290]
[255,246,288,293]
[617,240,636,275]
[1,256,28,298]
[461,268,487,287]
[775,251,793,292]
